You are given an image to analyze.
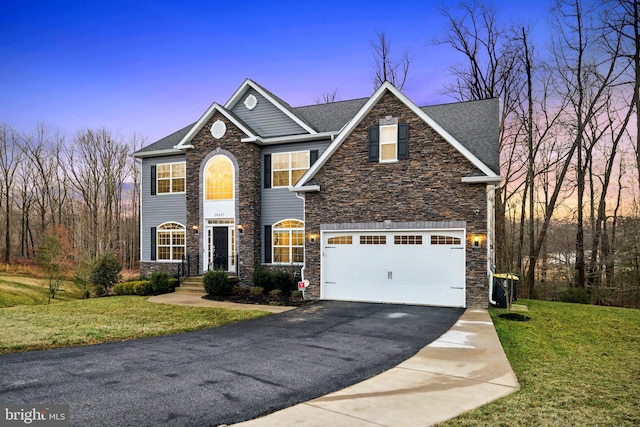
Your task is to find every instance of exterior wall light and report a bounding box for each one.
[309,234,317,243]
[238,224,244,234]
[192,225,199,234]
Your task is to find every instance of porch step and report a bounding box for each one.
[175,274,240,294]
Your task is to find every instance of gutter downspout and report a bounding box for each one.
[487,184,501,305]
[294,192,306,284]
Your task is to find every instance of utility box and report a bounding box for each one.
[493,274,519,308]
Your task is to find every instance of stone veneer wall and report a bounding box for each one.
[140,261,181,278]
[184,112,262,286]
[303,91,489,308]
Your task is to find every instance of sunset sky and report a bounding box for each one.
[0,0,549,145]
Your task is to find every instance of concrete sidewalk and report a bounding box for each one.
[149,293,520,426]
[232,309,519,427]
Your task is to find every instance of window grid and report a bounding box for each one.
[273,220,304,264]
[157,162,185,194]
[360,235,387,245]
[327,236,353,245]
[205,156,233,200]
[394,235,423,245]
[430,235,461,245]
[379,124,398,162]
[272,151,310,187]
[157,222,185,261]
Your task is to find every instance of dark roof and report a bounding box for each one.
[134,83,500,176]
[294,98,369,133]
[134,122,194,154]
[422,98,500,174]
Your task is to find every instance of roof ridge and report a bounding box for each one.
[294,97,371,109]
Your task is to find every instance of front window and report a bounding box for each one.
[157,222,185,261]
[273,219,304,263]
[205,156,234,200]
[157,162,185,193]
[379,124,398,162]
[272,151,310,187]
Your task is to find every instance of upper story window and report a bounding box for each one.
[157,222,185,261]
[205,156,234,200]
[272,151,310,187]
[156,162,185,194]
[379,124,398,162]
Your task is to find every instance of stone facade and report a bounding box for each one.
[184,112,262,286]
[140,261,181,278]
[303,92,489,308]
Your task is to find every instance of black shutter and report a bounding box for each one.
[398,123,409,160]
[264,154,271,189]
[368,126,379,162]
[150,165,157,195]
[310,149,319,166]
[150,227,157,261]
[264,225,272,263]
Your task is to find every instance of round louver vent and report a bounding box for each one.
[211,120,226,139]
[244,94,258,110]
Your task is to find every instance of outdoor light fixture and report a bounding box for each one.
[192,225,199,234]
[309,234,317,243]
[238,224,244,234]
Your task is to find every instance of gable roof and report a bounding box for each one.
[225,78,317,134]
[292,82,501,190]
[132,123,193,157]
[293,98,369,133]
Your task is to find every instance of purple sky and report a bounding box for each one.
[0,1,549,145]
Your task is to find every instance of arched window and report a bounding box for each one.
[205,156,234,200]
[157,222,185,261]
[273,219,304,264]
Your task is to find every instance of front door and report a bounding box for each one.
[208,227,229,271]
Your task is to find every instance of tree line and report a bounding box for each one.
[0,124,142,272]
[438,0,639,307]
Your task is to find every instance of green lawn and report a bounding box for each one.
[441,299,640,426]
[0,273,84,307]
[0,295,270,354]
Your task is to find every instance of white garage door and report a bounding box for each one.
[321,230,466,307]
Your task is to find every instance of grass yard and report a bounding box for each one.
[0,273,85,307]
[441,299,640,426]
[0,295,270,354]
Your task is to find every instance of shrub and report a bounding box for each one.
[133,281,153,296]
[203,270,230,296]
[90,253,122,296]
[249,286,264,296]
[252,266,297,295]
[168,278,179,290]
[232,285,249,296]
[150,272,172,295]
[291,290,303,300]
[113,283,126,296]
[269,289,283,298]
[558,287,591,304]
[253,266,275,292]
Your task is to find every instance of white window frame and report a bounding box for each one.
[272,219,304,264]
[272,151,310,188]
[157,222,186,262]
[156,162,186,194]
[379,124,398,163]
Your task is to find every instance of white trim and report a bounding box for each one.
[155,161,186,195]
[132,148,184,159]
[461,175,503,183]
[224,78,317,135]
[174,103,257,149]
[240,131,338,145]
[293,81,500,189]
[156,221,186,262]
[289,185,320,193]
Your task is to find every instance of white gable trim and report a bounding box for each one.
[292,82,499,191]
[224,78,317,135]
[173,103,257,149]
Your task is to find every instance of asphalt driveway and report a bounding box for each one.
[0,301,463,426]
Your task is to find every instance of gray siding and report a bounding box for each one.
[231,88,307,137]
[140,155,187,262]
[260,140,331,261]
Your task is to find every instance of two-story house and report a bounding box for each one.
[133,79,501,308]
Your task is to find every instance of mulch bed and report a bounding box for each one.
[202,294,315,307]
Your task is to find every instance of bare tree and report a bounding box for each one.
[315,90,338,104]
[0,123,23,263]
[371,31,410,89]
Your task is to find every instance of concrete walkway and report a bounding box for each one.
[150,293,520,426]
[147,291,296,313]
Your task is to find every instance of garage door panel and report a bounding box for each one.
[322,230,466,307]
